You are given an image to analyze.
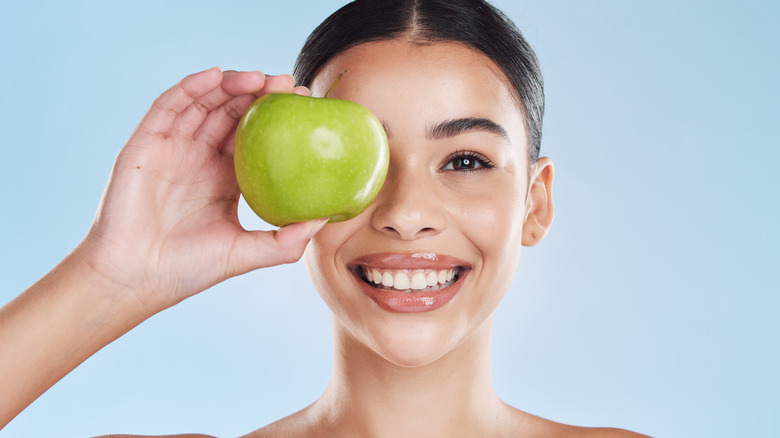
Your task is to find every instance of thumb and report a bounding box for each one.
[229,218,329,275]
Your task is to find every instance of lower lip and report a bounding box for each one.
[354,270,469,313]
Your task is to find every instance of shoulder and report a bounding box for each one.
[505,408,651,438]
[571,427,652,437]
[93,435,216,438]
[544,422,651,438]
[512,410,650,438]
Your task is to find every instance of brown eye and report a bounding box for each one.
[455,156,477,169]
[441,150,495,172]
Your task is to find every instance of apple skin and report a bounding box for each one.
[234,93,390,227]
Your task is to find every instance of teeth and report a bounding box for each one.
[411,272,427,290]
[394,272,410,290]
[361,267,460,292]
[426,271,438,287]
[381,271,394,287]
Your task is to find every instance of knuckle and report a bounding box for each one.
[152,97,178,119]
[191,99,210,115]
[222,103,242,121]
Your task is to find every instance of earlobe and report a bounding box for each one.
[522,157,554,247]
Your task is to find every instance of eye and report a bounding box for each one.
[441,150,495,172]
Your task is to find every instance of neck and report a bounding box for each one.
[309,314,511,437]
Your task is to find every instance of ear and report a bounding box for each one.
[522,157,554,246]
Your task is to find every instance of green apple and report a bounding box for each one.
[234,93,389,227]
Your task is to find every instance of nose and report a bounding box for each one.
[369,160,447,240]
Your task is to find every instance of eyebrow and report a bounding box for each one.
[427,117,509,142]
[380,117,509,142]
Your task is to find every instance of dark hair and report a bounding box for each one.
[293,0,544,163]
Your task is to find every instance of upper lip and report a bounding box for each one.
[348,252,471,270]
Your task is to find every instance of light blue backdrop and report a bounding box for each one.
[1,1,778,437]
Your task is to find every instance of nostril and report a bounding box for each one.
[382,225,437,239]
[371,197,447,240]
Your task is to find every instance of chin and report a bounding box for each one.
[304,242,497,370]
[366,324,460,368]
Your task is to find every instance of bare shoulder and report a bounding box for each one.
[513,409,651,438]
[239,410,316,438]
[571,427,652,437]
[543,421,651,438]
[93,434,216,438]
[530,423,651,438]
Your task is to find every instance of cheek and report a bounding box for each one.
[303,218,369,314]
[303,225,347,306]
[452,177,526,261]
[450,176,526,312]
[302,238,329,305]
[305,215,366,266]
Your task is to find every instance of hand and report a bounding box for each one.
[0,68,329,427]
[79,67,326,313]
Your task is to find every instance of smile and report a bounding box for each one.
[358,266,461,292]
[347,253,470,313]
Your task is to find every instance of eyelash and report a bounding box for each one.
[440,150,495,172]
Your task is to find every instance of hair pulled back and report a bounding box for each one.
[293,0,544,163]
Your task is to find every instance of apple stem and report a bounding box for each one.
[325,70,347,99]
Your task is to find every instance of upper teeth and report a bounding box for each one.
[362,267,458,291]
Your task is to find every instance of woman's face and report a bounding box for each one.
[304,39,552,367]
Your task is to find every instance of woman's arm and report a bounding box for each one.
[0,68,327,429]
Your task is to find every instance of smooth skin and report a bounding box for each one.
[0,68,327,430]
[0,45,649,438]
[245,40,648,438]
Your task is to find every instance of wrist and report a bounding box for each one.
[69,236,162,323]
[0,241,159,426]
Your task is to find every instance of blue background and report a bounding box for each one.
[1,1,778,437]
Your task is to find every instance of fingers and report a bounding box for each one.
[139,67,225,134]
[229,219,329,274]
[196,75,308,153]
[218,124,239,157]
[137,68,266,136]
[256,74,296,97]
[168,70,265,140]
[221,70,266,96]
[193,93,256,150]
[293,85,311,96]
[133,69,307,155]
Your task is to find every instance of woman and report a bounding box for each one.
[0,0,648,436]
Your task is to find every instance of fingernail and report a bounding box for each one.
[306,218,330,240]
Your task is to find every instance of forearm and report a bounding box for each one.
[0,69,320,430]
[0,246,152,429]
